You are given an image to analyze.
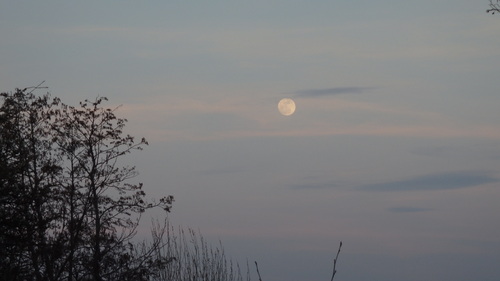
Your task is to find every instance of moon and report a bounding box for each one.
[278,98,296,116]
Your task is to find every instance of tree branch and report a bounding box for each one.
[254,261,263,281]
[487,0,500,14]
[330,241,343,281]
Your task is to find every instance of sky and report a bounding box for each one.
[1,1,500,280]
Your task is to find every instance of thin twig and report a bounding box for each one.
[330,241,343,281]
[254,261,263,281]
[25,80,48,94]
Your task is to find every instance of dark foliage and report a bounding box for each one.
[0,88,173,281]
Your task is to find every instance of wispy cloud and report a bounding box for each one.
[358,171,498,192]
[289,182,345,190]
[387,206,433,213]
[293,87,374,98]
[196,167,245,176]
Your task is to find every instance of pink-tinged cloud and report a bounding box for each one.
[118,96,500,142]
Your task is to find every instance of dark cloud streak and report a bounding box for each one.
[290,182,344,190]
[293,87,374,98]
[388,206,433,213]
[358,171,498,192]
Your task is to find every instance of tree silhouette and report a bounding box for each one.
[0,90,62,280]
[51,96,174,280]
[0,88,173,281]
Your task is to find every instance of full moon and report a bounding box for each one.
[278,98,296,116]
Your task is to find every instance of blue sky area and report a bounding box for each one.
[1,1,500,280]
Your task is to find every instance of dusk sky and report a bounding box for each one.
[2,1,500,280]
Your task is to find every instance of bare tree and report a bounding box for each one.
[51,96,174,281]
[1,89,174,281]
